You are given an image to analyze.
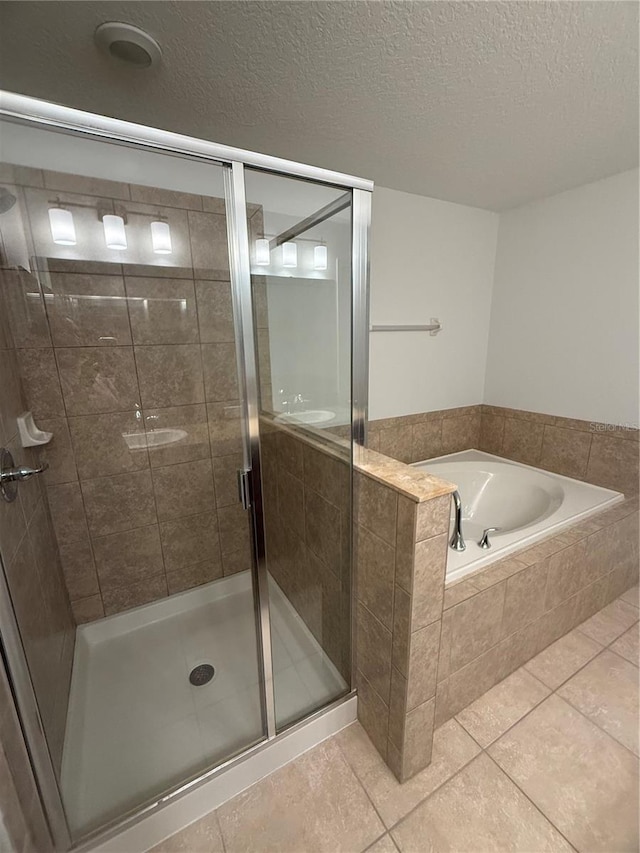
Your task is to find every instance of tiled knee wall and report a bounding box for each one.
[435,497,639,726]
[260,421,352,681]
[367,404,639,495]
[354,465,453,782]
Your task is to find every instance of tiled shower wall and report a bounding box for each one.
[2,166,267,622]
[260,421,351,681]
[0,266,75,775]
[368,403,639,495]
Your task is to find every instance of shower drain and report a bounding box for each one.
[189,663,215,686]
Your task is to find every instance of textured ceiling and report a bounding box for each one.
[0,1,637,210]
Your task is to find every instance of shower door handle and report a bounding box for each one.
[237,468,252,510]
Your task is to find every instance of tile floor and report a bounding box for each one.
[151,585,639,853]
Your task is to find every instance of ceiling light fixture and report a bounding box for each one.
[94,22,162,69]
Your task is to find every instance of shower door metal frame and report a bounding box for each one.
[0,89,372,852]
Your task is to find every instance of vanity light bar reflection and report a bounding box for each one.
[254,239,328,270]
[48,206,173,255]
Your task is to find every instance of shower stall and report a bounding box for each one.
[0,91,371,850]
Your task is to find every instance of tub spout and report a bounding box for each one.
[449,490,466,551]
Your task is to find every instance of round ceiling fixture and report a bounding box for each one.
[94,22,162,69]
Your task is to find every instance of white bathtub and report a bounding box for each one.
[413,450,624,583]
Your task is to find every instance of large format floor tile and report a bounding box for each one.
[558,649,639,755]
[620,585,639,608]
[524,627,603,689]
[576,599,638,646]
[489,694,639,852]
[149,813,225,852]
[216,739,385,852]
[336,719,480,828]
[391,753,573,853]
[455,667,550,747]
[611,625,639,664]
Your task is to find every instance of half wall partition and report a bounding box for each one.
[0,91,371,850]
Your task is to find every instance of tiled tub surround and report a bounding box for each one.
[418,450,623,582]
[0,266,75,777]
[367,403,639,495]
[1,165,269,622]
[353,447,456,782]
[436,495,639,727]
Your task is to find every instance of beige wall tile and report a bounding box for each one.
[435,641,508,727]
[159,512,220,571]
[46,272,131,347]
[406,620,440,710]
[302,443,349,509]
[69,411,149,479]
[411,420,442,462]
[587,433,640,494]
[92,524,163,592]
[395,496,416,593]
[187,211,229,275]
[489,695,639,853]
[207,401,242,457]
[356,473,398,545]
[58,535,99,600]
[81,470,156,536]
[502,418,544,465]
[379,425,413,464]
[443,578,481,609]
[539,424,591,479]
[128,184,203,211]
[195,280,235,343]
[166,560,223,594]
[42,170,130,199]
[388,666,407,749]
[144,404,210,467]
[357,671,390,760]
[416,494,451,541]
[47,481,89,546]
[545,540,589,609]
[71,594,104,623]
[135,344,204,408]
[478,413,505,455]
[305,487,341,571]
[471,555,528,590]
[357,603,392,705]
[212,452,243,508]
[217,503,251,556]
[103,574,167,616]
[450,582,506,672]
[277,468,305,537]
[38,418,77,485]
[16,348,64,418]
[222,541,252,576]
[392,753,573,853]
[152,458,215,521]
[501,560,549,638]
[126,277,199,344]
[391,585,411,676]
[441,414,480,455]
[400,697,436,780]
[411,533,447,631]
[57,346,139,415]
[1,268,51,349]
[201,343,239,402]
[356,525,395,630]
[437,609,453,683]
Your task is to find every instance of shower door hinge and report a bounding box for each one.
[237,468,252,510]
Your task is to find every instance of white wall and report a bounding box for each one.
[484,169,639,426]
[368,187,499,420]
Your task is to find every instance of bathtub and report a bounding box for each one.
[413,449,624,583]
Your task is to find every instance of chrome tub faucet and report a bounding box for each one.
[449,489,466,551]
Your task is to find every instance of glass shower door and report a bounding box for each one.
[242,169,354,731]
[0,123,267,841]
